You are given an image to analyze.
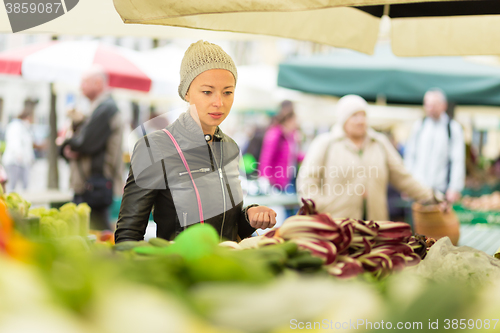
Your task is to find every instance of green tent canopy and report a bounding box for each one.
[277,44,500,106]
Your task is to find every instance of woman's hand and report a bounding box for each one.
[247,206,277,230]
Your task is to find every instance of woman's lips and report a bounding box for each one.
[209,113,223,119]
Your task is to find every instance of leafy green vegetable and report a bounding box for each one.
[5,192,31,217]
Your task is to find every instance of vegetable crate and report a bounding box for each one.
[453,204,500,225]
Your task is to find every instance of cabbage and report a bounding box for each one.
[39,217,68,238]
[5,192,31,217]
[408,237,500,288]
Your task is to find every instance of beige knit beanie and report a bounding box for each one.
[335,94,368,128]
[178,40,238,101]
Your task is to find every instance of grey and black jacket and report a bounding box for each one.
[61,95,124,196]
[115,111,256,243]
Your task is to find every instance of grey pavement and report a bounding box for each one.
[28,157,71,192]
[6,158,72,205]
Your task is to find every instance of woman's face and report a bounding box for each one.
[282,114,298,134]
[343,111,367,139]
[185,69,235,133]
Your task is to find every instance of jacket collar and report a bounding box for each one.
[177,111,225,142]
[214,126,223,140]
[425,112,449,126]
[90,91,111,113]
[330,123,378,142]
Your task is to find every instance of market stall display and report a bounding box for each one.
[240,199,430,279]
[462,192,500,211]
[2,192,500,332]
[451,193,500,255]
[29,203,90,238]
[453,194,500,225]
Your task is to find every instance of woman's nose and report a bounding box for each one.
[213,93,223,107]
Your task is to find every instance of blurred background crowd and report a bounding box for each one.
[0,32,499,230]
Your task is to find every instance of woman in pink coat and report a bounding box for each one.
[258,100,303,193]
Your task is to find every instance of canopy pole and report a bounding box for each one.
[47,35,59,190]
[47,81,59,190]
[383,4,390,16]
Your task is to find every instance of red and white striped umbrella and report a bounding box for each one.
[0,40,155,92]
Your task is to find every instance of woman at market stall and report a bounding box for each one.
[297,94,441,221]
[115,40,276,243]
[258,100,304,193]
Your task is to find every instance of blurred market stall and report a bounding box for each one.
[0,40,157,92]
[0,40,167,190]
[113,0,500,56]
[278,43,500,106]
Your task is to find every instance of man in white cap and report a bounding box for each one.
[404,89,465,203]
[297,94,437,220]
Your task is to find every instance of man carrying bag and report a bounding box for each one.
[62,66,123,230]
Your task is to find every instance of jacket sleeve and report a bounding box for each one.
[66,102,117,156]
[381,135,434,202]
[403,120,421,173]
[114,134,166,243]
[238,204,258,239]
[296,133,334,211]
[114,167,158,243]
[447,121,465,192]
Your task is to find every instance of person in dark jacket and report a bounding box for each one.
[62,66,123,230]
[115,40,277,243]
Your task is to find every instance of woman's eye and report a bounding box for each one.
[203,91,211,95]
[224,91,233,95]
